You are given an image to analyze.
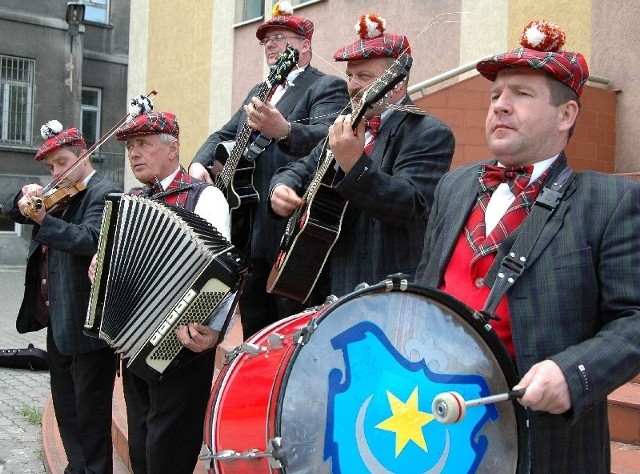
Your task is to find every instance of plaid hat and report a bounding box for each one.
[476,19,589,97]
[35,120,86,161]
[334,13,411,61]
[256,1,314,41]
[116,112,179,141]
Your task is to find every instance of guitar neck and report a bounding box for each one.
[217,83,272,189]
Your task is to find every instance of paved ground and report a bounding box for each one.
[0,235,49,474]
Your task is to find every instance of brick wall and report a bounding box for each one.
[414,75,618,172]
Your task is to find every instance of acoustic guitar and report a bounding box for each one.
[267,53,413,303]
[212,46,299,249]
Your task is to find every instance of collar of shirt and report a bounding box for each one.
[158,167,181,190]
[484,154,559,234]
[82,170,96,186]
[364,101,396,143]
[270,66,307,105]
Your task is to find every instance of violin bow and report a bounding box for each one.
[41,90,158,196]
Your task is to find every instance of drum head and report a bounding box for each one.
[276,284,528,473]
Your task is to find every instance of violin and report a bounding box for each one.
[36,182,88,215]
[34,90,157,215]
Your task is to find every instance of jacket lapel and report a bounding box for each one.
[275,66,317,118]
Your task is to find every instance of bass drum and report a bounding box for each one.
[202,281,529,473]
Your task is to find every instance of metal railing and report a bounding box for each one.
[408,56,611,98]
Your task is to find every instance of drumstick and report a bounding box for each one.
[431,388,526,424]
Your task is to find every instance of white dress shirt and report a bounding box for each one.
[484,155,558,234]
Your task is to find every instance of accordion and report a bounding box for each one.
[85,193,250,382]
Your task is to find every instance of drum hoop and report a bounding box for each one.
[275,281,531,473]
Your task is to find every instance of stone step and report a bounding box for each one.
[609,379,640,445]
[42,316,243,474]
[611,441,640,474]
[41,396,130,474]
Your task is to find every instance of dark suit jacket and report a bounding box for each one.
[415,155,640,472]
[271,98,455,296]
[191,65,349,260]
[3,173,122,356]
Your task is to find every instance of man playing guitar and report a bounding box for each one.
[189,0,349,340]
[269,14,455,298]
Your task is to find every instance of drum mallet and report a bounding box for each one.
[431,388,526,424]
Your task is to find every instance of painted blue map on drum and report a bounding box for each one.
[324,321,496,473]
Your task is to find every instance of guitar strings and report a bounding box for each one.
[287,10,481,125]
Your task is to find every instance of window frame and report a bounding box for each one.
[0,54,35,146]
[81,87,102,149]
[83,0,110,25]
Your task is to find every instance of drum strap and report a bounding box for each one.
[482,164,575,314]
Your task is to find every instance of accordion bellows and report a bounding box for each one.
[85,193,250,382]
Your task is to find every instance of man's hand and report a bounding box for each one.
[18,184,45,224]
[514,359,572,414]
[270,184,303,217]
[88,254,97,282]
[329,114,365,174]
[188,162,213,184]
[175,323,220,353]
[244,97,289,140]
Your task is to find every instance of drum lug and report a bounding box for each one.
[383,272,410,291]
[473,310,500,326]
[240,342,267,356]
[198,440,286,467]
[267,437,287,469]
[223,345,243,364]
[294,318,317,345]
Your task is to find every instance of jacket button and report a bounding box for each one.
[42,278,46,285]
[475,278,484,288]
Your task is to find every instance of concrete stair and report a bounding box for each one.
[41,324,640,473]
[610,373,640,474]
[42,318,243,474]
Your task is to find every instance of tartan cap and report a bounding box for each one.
[476,19,589,97]
[256,1,314,41]
[35,121,86,161]
[116,112,179,141]
[334,13,411,62]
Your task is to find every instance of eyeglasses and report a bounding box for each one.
[259,34,304,46]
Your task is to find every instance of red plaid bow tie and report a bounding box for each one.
[364,116,381,155]
[143,177,164,197]
[365,116,381,138]
[480,164,534,195]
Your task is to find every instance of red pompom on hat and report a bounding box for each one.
[476,19,589,97]
[116,112,179,141]
[34,120,86,161]
[256,0,314,41]
[334,13,411,62]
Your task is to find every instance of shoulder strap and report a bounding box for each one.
[482,165,576,314]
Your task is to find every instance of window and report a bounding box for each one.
[237,0,318,23]
[237,0,264,22]
[81,88,102,148]
[84,0,109,24]
[0,55,35,146]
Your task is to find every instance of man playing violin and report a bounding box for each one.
[2,121,122,474]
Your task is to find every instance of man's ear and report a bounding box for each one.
[558,100,580,134]
[169,139,180,159]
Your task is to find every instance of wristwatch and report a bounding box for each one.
[276,122,291,143]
